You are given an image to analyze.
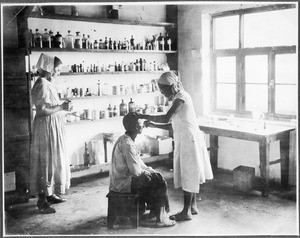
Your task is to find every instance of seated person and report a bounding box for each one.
[109,112,176,227]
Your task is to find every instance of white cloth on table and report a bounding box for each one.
[30,77,70,196]
[171,90,213,193]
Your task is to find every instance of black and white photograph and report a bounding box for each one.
[1,1,298,236]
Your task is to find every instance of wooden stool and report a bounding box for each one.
[106,191,139,229]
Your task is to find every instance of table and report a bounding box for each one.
[199,120,296,196]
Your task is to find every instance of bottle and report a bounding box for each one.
[82,34,87,49]
[139,58,143,71]
[49,30,54,48]
[84,142,90,168]
[74,32,82,49]
[87,35,92,49]
[113,105,118,117]
[97,80,101,96]
[42,29,51,48]
[113,41,117,50]
[54,31,62,48]
[33,29,42,48]
[93,40,98,49]
[29,29,34,48]
[108,38,112,50]
[128,98,135,113]
[104,37,108,50]
[130,35,135,50]
[65,30,74,49]
[157,33,163,51]
[108,104,113,117]
[119,99,127,116]
[160,34,165,51]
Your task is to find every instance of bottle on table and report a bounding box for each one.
[108,104,113,117]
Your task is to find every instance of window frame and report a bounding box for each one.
[210,4,297,120]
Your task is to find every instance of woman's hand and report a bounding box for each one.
[61,100,73,111]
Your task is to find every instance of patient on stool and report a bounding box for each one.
[109,112,176,227]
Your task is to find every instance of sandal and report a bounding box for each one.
[156,219,176,228]
[37,201,56,214]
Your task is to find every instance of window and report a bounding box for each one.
[211,5,297,119]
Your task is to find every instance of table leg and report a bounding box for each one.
[259,140,270,197]
[280,133,290,189]
[209,135,218,173]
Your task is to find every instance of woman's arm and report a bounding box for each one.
[141,98,184,123]
[36,101,71,117]
[145,121,172,131]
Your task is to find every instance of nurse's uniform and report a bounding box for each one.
[171,90,213,193]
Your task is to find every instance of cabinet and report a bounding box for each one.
[27,5,177,170]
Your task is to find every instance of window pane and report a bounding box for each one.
[216,84,236,110]
[216,57,236,83]
[215,15,239,49]
[275,54,297,84]
[245,85,268,112]
[244,8,298,47]
[275,85,297,115]
[245,55,268,83]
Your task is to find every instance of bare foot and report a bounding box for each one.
[191,206,199,215]
[169,211,192,221]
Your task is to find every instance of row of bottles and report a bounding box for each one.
[59,78,160,98]
[70,60,170,73]
[31,29,173,51]
[62,79,159,99]
[66,96,171,123]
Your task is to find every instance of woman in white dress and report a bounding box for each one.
[140,72,213,221]
[30,53,72,214]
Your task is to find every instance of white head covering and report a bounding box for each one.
[158,71,183,91]
[36,53,55,74]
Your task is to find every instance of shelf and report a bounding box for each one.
[61,91,161,101]
[58,70,176,76]
[30,48,177,54]
[65,116,123,125]
[29,13,176,28]
[70,153,171,179]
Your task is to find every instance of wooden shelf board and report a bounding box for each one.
[30,48,177,54]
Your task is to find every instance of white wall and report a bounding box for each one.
[178,4,297,185]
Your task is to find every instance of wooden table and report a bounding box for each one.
[199,120,295,197]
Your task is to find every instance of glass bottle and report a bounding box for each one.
[54,31,62,48]
[42,28,51,48]
[65,30,74,49]
[113,105,118,117]
[128,98,135,113]
[152,35,157,50]
[108,38,112,50]
[82,34,87,49]
[33,29,42,48]
[84,142,90,168]
[98,39,104,49]
[108,104,113,117]
[49,30,54,48]
[157,33,163,51]
[113,41,117,50]
[74,32,82,49]
[94,40,98,49]
[119,99,127,116]
[104,37,108,50]
[165,33,170,50]
[29,29,34,48]
[130,35,135,50]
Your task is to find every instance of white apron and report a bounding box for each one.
[30,77,70,196]
[171,90,213,193]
